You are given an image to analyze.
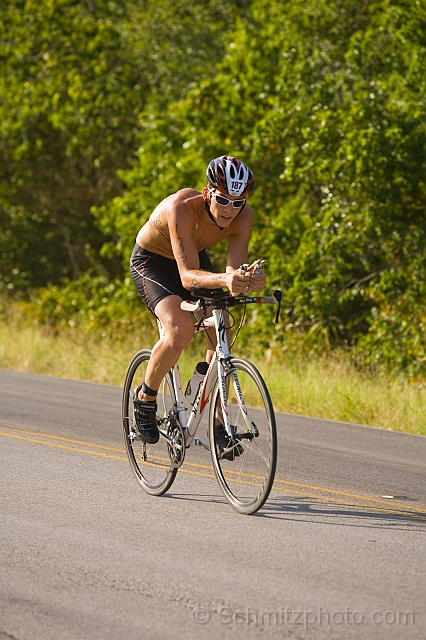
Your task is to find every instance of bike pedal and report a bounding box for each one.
[129,427,142,442]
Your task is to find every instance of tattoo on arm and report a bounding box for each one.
[153,213,170,241]
[191,271,201,287]
[176,236,187,263]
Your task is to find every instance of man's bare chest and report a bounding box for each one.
[148,208,230,250]
[192,222,229,249]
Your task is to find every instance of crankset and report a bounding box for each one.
[166,418,186,469]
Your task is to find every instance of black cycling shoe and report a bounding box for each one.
[133,386,159,444]
[214,424,244,461]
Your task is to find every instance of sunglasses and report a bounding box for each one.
[209,190,246,209]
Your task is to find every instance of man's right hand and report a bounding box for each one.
[226,269,251,296]
[227,260,267,296]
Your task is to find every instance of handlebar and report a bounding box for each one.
[180,289,282,323]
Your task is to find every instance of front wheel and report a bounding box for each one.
[122,349,178,496]
[209,357,277,515]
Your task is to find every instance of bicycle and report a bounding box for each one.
[122,277,282,515]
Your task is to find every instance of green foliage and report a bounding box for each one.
[96,0,425,377]
[27,268,158,340]
[0,0,144,290]
[0,0,249,292]
[2,0,425,379]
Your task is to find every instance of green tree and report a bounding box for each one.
[0,0,251,292]
[0,0,144,290]
[97,0,425,375]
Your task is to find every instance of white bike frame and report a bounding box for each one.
[158,306,256,449]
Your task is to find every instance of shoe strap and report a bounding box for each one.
[134,399,157,413]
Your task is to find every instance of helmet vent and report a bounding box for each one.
[206,155,254,196]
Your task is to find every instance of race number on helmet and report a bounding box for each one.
[206,156,254,197]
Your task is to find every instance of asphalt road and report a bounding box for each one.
[1,369,425,640]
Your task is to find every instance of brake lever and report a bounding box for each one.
[237,263,250,275]
[238,260,267,276]
[254,260,267,275]
[273,289,282,324]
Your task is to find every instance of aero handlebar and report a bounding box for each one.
[181,289,282,323]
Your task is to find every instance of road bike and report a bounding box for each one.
[122,281,281,515]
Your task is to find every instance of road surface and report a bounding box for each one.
[1,370,425,640]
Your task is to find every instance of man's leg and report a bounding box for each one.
[139,295,195,400]
[133,295,194,443]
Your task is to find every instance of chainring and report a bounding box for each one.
[167,419,186,468]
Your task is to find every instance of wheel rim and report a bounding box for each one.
[209,359,277,514]
[122,351,178,495]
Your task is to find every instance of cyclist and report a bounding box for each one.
[130,155,266,444]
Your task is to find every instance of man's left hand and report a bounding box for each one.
[244,259,266,295]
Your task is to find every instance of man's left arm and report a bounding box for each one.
[226,209,266,294]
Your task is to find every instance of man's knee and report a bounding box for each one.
[163,313,194,352]
[167,321,194,351]
[155,296,195,351]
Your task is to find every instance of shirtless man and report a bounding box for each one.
[129,155,266,444]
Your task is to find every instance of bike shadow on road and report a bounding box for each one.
[253,496,426,531]
[162,492,426,531]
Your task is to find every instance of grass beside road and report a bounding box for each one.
[261,357,425,436]
[0,317,424,436]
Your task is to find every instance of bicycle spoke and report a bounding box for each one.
[209,357,277,514]
[122,350,178,495]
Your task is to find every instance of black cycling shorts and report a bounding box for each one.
[130,244,215,316]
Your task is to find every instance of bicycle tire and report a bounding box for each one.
[122,349,178,495]
[208,357,277,514]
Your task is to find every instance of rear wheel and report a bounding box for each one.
[209,357,277,514]
[122,349,179,495]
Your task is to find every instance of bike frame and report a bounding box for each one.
[157,307,255,449]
